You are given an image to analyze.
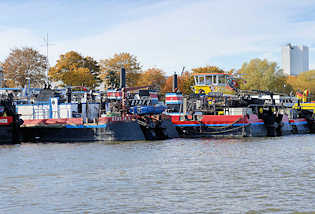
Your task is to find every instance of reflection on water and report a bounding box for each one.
[0,135,314,213]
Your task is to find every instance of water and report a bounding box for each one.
[0,135,314,214]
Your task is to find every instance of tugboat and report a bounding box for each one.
[164,73,309,138]
[293,89,315,133]
[0,93,23,144]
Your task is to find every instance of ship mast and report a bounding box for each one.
[43,33,54,83]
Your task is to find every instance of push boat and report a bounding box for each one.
[293,91,315,133]
[0,94,23,144]
[164,72,310,138]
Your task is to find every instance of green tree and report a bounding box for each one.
[99,52,141,88]
[49,51,100,88]
[2,47,47,87]
[238,58,289,93]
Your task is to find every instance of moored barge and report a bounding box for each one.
[14,67,177,143]
[16,87,177,143]
[164,72,310,138]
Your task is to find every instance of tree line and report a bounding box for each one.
[1,47,315,95]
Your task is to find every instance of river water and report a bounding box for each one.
[0,135,314,214]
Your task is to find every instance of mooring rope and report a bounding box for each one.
[199,123,250,134]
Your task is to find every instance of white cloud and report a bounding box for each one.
[0,28,44,61]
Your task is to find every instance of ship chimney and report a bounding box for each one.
[120,67,126,88]
[172,72,178,92]
[0,66,3,88]
[66,87,72,103]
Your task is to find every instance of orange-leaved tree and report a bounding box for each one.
[161,71,193,95]
[287,70,315,94]
[192,65,225,74]
[49,51,100,88]
[99,52,141,88]
[136,68,166,90]
[61,65,96,88]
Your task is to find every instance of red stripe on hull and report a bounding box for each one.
[0,116,13,125]
[170,115,252,125]
[23,118,84,126]
[23,116,136,126]
[168,114,270,126]
[289,118,307,123]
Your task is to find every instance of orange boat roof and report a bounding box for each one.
[192,73,231,76]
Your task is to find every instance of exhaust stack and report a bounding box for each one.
[172,72,178,92]
[120,67,126,88]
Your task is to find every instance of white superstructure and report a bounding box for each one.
[282,44,309,76]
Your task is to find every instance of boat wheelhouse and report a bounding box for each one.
[192,73,232,94]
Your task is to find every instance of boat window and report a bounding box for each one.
[205,76,212,85]
[219,75,225,84]
[199,76,205,85]
[213,75,217,85]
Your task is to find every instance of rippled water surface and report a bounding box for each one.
[0,135,314,213]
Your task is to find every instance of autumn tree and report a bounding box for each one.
[161,76,173,93]
[178,71,194,94]
[83,56,101,85]
[192,65,225,74]
[287,70,315,94]
[161,71,193,95]
[49,51,100,88]
[237,58,289,93]
[99,52,141,88]
[61,66,96,88]
[137,68,166,90]
[2,47,47,87]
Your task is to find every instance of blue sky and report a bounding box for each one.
[1,0,315,74]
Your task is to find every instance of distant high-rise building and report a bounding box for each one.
[282,44,309,76]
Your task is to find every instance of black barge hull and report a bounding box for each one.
[20,119,178,143]
[0,125,19,144]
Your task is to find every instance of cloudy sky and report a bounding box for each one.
[1,0,315,74]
